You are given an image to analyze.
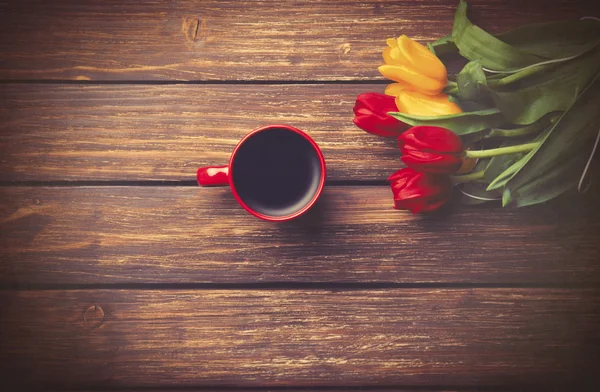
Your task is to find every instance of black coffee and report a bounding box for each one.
[231,128,322,217]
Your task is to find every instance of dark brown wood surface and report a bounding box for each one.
[1,0,596,81]
[2,289,599,389]
[1,0,600,390]
[1,186,599,285]
[0,84,398,181]
[68,385,506,392]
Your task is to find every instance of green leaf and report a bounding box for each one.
[501,188,513,207]
[432,34,454,47]
[487,47,600,124]
[483,144,529,184]
[457,100,493,113]
[430,34,458,56]
[452,0,544,70]
[458,159,501,205]
[443,82,459,96]
[495,19,600,60]
[388,108,504,136]
[486,128,552,190]
[502,71,600,206]
[447,94,460,104]
[456,60,488,101]
[485,113,557,139]
[486,62,553,87]
[451,0,600,71]
[484,153,525,185]
[427,42,436,56]
[486,153,530,191]
[504,154,584,207]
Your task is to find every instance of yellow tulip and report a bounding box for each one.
[378,35,448,95]
[384,82,405,97]
[394,89,462,117]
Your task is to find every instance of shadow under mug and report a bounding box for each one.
[197,124,326,222]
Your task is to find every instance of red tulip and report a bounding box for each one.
[398,126,463,174]
[388,168,452,213]
[353,92,408,137]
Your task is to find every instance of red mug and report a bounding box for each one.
[197,124,326,221]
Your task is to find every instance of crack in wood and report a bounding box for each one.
[182,16,207,44]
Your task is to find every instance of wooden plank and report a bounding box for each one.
[0,84,403,182]
[1,186,598,285]
[1,289,598,389]
[34,389,504,392]
[32,389,511,392]
[0,0,595,81]
[49,390,502,392]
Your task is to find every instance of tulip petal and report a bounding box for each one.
[383,46,405,64]
[378,65,446,95]
[399,126,463,153]
[401,152,463,174]
[398,125,464,174]
[388,168,453,213]
[397,35,448,80]
[394,189,452,213]
[352,92,408,137]
[395,90,462,116]
[382,47,395,65]
[384,83,405,97]
[395,189,451,213]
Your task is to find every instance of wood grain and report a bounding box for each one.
[0,84,404,181]
[1,186,598,285]
[0,0,596,81]
[1,289,598,389]
[68,390,499,392]
[68,390,502,392]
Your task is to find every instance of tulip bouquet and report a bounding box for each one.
[353,0,600,213]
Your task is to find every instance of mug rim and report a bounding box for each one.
[227,124,326,222]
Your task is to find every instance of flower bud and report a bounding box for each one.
[388,168,453,213]
[352,92,408,137]
[378,35,448,95]
[398,126,464,174]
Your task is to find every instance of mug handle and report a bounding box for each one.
[197,165,229,186]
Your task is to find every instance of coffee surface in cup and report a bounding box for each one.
[231,127,322,217]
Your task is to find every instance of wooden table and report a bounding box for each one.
[1,0,599,390]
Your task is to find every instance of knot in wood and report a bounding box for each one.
[83,305,105,329]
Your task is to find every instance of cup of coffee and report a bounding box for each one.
[197,124,326,221]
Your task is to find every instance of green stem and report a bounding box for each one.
[450,170,485,184]
[487,64,549,88]
[486,115,558,139]
[464,142,539,159]
[487,128,533,138]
